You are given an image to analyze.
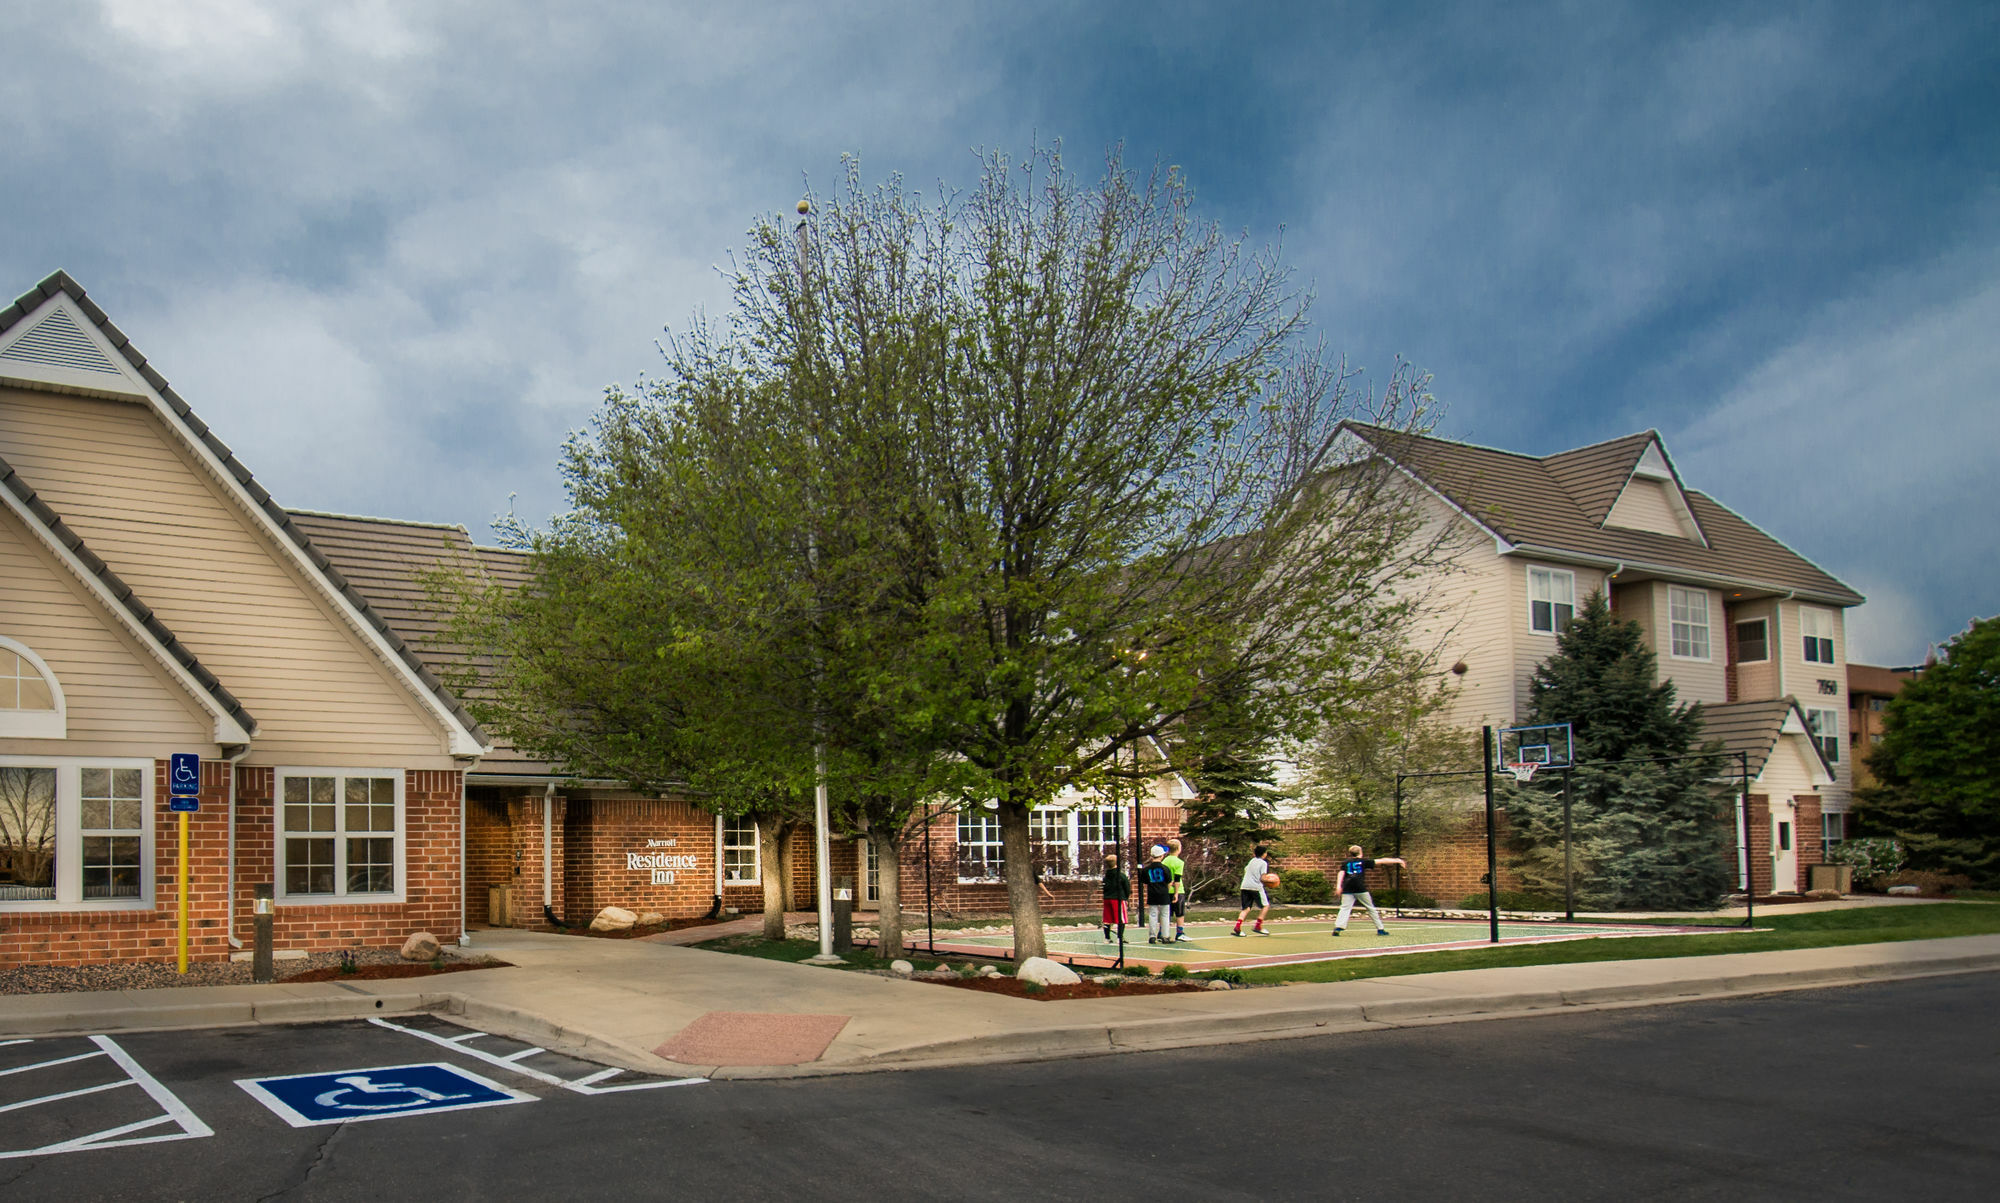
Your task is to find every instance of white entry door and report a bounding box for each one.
[1771,801,1798,894]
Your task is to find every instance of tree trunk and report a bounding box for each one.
[875,829,904,959]
[758,818,786,941]
[779,820,801,913]
[999,798,1045,960]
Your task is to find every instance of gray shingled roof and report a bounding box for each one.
[1346,423,1863,606]
[0,451,257,739]
[1696,697,1832,782]
[1,271,489,750]
[285,510,546,774]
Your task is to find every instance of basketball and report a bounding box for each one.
[1261,872,1280,887]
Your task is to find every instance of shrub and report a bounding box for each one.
[1457,890,1564,911]
[1198,967,1246,984]
[1826,838,1906,888]
[1372,888,1437,908]
[1160,963,1189,980]
[1278,869,1333,904]
[1124,963,1153,977]
[1875,869,1971,897]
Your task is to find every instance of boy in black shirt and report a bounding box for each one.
[1334,844,1407,937]
[1141,845,1176,944]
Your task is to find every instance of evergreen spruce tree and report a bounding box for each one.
[1504,592,1731,909]
[1857,616,2000,885]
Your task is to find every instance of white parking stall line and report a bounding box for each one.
[0,1038,33,1048]
[0,1036,212,1160]
[368,1017,707,1095]
[0,1050,106,1079]
[496,1047,547,1063]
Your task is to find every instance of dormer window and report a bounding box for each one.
[1801,607,1837,664]
[0,639,65,739]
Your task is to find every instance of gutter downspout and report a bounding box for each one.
[542,781,555,911]
[457,771,469,946]
[224,747,250,949]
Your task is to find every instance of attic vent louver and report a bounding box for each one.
[2,308,122,375]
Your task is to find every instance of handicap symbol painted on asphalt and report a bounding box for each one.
[237,1062,535,1127]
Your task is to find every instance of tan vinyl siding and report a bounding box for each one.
[0,386,452,765]
[1383,491,1519,732]
[1728,599,1781,701]
[1603,478,1691,539]
[1658,583,1727,706]
[1612,580,1655,648]
[0,509,213,756]
[1777,600,1849,811]
[1510,560,1607,722]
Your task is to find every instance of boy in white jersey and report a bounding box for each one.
[1232,845,1274,936]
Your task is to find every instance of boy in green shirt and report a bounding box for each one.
[1163,838,1188,942]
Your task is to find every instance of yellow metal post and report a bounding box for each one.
[177,811,190,974]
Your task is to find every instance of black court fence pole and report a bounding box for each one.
[1562,769,1574,923]
[1483,726,1500,944]
[1393,773,1405,920]
[1741,750,1755,931]
[924,802,935,957]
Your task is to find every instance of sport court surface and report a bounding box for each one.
[925,916,1733,969]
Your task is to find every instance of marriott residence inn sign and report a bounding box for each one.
[629,839,698,885]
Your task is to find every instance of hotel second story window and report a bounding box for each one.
[721,816,759,884]
[277,771,401,902]
[1528,567,1575,635]
[1669,586,1711,659]
[1801,607,1837,664]
[1805,708,1840,764]
[1734,618,1769,663]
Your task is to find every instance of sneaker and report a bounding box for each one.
[1376,929,1389,936]
[1231,927,1243,937]
[1331,928,1342,937]
[1251,928,1271,937]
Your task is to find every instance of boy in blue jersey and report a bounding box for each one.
[1333,844,1406,937]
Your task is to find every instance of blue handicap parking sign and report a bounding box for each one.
[237,1062,534,1127]
[169,752,201,795]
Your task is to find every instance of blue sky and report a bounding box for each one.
[3,1,1993,665]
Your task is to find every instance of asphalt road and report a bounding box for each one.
[2,973,1996,1201]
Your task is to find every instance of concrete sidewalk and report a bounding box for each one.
[6,928,1998,1081]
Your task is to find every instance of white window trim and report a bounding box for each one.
[1525,566,1576,636]
[1667,586,1712,662]
[956,810,1005,884]
[1801,606,1838,665]
[0,636,66,739]
[1804,709,1841,766]
[0,754,152,912]
[273,768,406,906]
[721,817,760,885]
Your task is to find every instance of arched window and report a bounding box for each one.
[0,638,65,738]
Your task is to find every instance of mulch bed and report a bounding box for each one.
[281,959,512,983]
[929,975,1215,1001]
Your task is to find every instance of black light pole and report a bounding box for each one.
[1393,774,1405,919]
[1562,768,1575,923]
[923,801,935,956]
[1740,750,1755,931]
[1483,726,1500,944]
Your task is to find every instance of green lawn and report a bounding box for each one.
[694,934,968,972]
[1232,900,2000,985]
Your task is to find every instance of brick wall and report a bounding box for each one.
[562,796,719,923]
[464,796,510,924]
[889,805,1186,916]
[1274,816,1520,906]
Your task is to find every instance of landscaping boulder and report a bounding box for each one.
[399,931,441,962]
[1887,884,1921,896]
[636,911,665,927]
[1205,979,1233,990]
[591,906,639,931]
[1803,889,1843,902]
[1016,956,1082,987]
[890,959,915,977]
[978,965,1002,978]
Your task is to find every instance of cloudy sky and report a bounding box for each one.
[3,1,1993,665]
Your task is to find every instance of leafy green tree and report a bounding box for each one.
[1293,669,1473,858]
[1857,617,2000,885]
[1504,592,1731,909]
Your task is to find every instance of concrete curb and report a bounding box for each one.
[442,994,708,1080]
[0,988,448,1037]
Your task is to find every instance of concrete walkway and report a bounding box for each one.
[5,923,1997,1081]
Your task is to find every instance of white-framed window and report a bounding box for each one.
[0,637,65,739]
[1804,708,1840,764]
[1527,567,1575,635]
[1801,607,1836,664]
[1822,812,1846,848]
[722,816,759,884]
[1734,618,1769,663]
[862,836,881,903]
[1668,586,1711,660]
[1025,805,1127,878]
[276,769,403,903]
[0,756,152,909]
[957,809,1004,881]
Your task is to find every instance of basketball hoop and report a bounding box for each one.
[1504,761,1541,784]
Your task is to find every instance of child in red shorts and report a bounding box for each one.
[1100,853,1131,941]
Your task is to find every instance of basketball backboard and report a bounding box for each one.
[1497,722,1573,770]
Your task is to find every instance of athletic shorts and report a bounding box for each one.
[1239,888,1268,910]
[1170,895,1186,917]
[1101,900,1128,925]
